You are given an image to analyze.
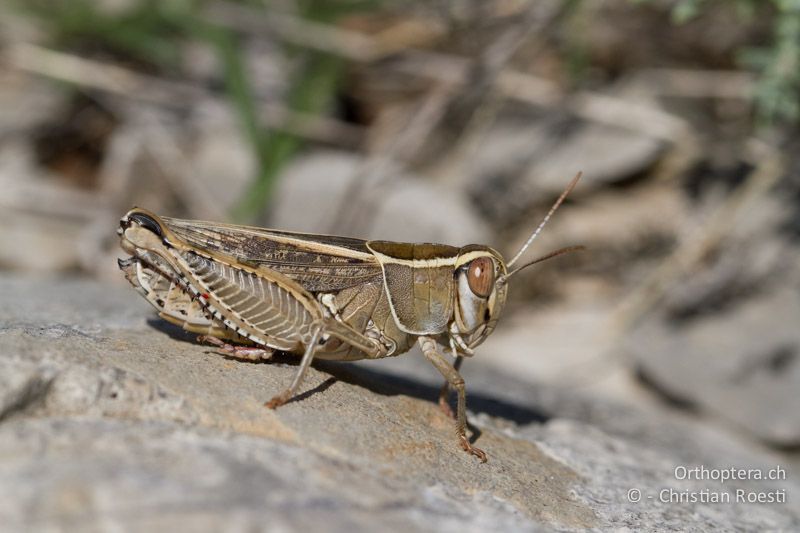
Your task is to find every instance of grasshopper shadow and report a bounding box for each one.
[147,318,199,343]
[146,318,550,427]
[316,361,551,427]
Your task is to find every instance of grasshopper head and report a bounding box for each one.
[452,172,584,352]
[453,247,508,350]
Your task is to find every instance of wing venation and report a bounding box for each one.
[163,217,382,291]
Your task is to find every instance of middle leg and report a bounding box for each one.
[265,325,323,409]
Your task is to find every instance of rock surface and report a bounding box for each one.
[0,275,798,531]
[630,287,800,447]
[271,150,491,246]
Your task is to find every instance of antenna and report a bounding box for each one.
[506,171,582,268]
[499,245,585,283]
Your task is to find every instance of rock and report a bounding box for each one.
[629,287,800,447]
[500,180,687,297]
[0,148,105,273]
[625,201,800,448]
[0,70,65,137]
[0,274,798,531]
[271,150,491,246]
[465,114,664,226]
[189,102,256,214]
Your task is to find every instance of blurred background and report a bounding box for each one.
[1,0,798,458]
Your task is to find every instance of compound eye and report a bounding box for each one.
[467,257,494,298]
[129,213,163,237]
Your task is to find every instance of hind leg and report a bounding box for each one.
[198,335,274,361]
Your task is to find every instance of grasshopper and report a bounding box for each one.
[117,173,582,461]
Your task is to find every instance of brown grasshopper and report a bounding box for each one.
[117,173,582,461]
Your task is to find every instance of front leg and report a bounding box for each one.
[418,337,487,462]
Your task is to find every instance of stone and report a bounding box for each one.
[0,274,797,531]
[465,115,665,225]
[270,150,491,246]
[189,102,257,214]
[629,287,800,447]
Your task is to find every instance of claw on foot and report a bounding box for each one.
[459,434,487,463]
[265,392,290,409]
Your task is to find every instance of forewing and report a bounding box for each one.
[162,217,382,292]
